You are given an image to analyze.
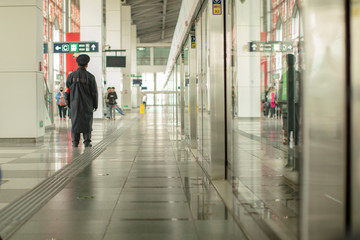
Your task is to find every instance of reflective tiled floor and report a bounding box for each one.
[0,115,132,211]
[7,108,246,240]
[229,118,298,239]
[185,111,299,239]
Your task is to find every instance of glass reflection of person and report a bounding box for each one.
[278,54,301,145]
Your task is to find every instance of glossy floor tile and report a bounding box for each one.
[8,107,246,240]
[0,114,135,211]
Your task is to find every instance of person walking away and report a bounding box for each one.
[142,94,147,110]
[269,87,276,119]
[107,87,118,120]
[65,54,98,147]
[55,87,67,119]
[104,87,111,119]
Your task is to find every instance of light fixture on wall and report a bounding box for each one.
[120,0,126,4]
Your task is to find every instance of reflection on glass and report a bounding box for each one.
[227,0,303,239]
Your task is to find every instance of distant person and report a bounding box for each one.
[65,54,98,147]
[55,87,67,119]
[107,87,118,120]
[104,87,111,119]
[269,87,276,119]
[142,94,147,109]
[278,54,301,145]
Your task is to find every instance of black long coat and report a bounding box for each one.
[65,67,98,133]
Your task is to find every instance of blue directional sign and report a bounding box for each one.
[53,42,99,53]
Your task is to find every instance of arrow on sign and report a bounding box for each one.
[91,44,96,51]
[55,46,61,50]
[251,44,257,51]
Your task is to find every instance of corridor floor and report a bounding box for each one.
[7,108,246,240]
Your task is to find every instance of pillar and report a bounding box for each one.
[207,0,226,179]
[180,52,185,135]
[105,0,122,104]
[0,1,45,140]
[80,0,104,119]
[236,0,261,118]
[189,35,197,149]
[121,5,132,110]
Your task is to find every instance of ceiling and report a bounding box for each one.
[125,0,182,43]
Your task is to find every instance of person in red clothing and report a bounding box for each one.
[269,87,276,119]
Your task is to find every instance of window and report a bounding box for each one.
[137,48,151,65]
[154,48,170,65]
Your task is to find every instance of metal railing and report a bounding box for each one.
[44,78,54,124]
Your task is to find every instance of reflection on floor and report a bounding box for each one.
[231,117,299,239]
[8,108,246,240]
[0,116,132,211]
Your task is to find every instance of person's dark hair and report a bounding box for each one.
[107,87,111,90]
[111,87,115,89]
[76,54,90,67]
[286,54,296,66]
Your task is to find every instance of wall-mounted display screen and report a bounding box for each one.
[106,56,126,67]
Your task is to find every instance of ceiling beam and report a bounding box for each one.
[161,0,168,40]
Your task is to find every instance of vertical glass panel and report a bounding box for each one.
[137,47,151,65]
[227,0,304,238]
[196,15,203,161]
[142,73,154,91]
[351,0,360,232]
[184,43,190,141]
[202,4,210,164]
[146,93,154,106]
[156,72,167,91]
[154,48,170,65]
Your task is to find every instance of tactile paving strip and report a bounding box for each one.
[0,118,138,240]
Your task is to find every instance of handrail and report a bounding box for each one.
[43,78,54,124]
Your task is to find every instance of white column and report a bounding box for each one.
[131,24,137,108]
[131,25,137,76]
[180,53,185,135]
[189,36,197,149]
[106,0,122,104]
[207,0,226,179]
[80,0,104,119]
[0,1,45,140]
[236,0,261,118]
[121,5,132,110]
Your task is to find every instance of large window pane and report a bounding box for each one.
[137,47,150,65]
[154,48,170,65]
[142,73,154,91]
[156,72,167,91]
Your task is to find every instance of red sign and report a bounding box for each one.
[66,32,80,79]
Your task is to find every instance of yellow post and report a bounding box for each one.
[140,104,145,114]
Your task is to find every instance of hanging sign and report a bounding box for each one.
[191,36,196,48]
[53,42,99,53]
[249,41,293,52]
[213,0,222,15]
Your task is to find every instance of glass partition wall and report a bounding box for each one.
[226,0,303,238]
[167,0,305,238]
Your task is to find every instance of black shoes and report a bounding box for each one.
[72,142,92,147]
